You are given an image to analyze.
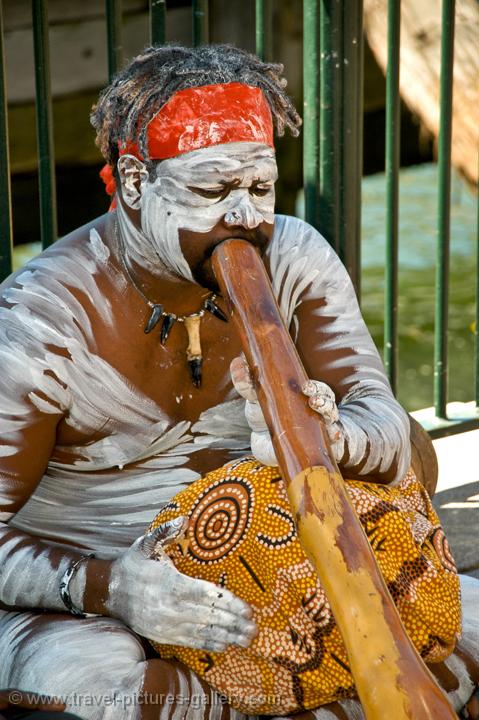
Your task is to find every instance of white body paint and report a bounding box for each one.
[119,142,276,282]
[1,577,478,720]
[0,140,445,718]
[265,216,411,484]
[103,519,256,652]
[0,214,411,708]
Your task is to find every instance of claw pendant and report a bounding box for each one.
[160,314,176,345]
[205,297,228,322]
[144,304,164,334]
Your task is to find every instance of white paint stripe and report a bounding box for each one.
[444,653,475,711]
[0,612,146,720]
[338,699,365,719]
[119,143,276,283]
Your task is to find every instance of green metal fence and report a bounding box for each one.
[0,0,477,439]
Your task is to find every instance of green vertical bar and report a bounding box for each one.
[338,0,363,296]
[32,0,57,249]
[434,0,455,419]
[318,0,341,253]
[0,1,13,281]
[192,0,209,46]
[303,0,320,230]
[105,0,123,80]
[475,150,479,407]
[384,0,401,393]
[255,0,272,61]
[150,0,166,45]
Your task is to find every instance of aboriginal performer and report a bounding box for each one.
[0,45,478,720]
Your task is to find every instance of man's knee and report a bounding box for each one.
[0,612,146,702]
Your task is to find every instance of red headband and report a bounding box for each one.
[120,82,274,161]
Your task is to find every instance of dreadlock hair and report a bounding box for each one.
[91,44,302,170]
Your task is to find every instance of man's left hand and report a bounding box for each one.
[230,356,342,466]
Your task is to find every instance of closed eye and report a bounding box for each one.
[250,185,272,197]
[187,186,230,201]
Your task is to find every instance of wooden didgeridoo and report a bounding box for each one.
[212,239,457,720]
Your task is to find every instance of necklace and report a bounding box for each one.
[115,223,227,388]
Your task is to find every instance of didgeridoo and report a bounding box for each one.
[212,239,456,720]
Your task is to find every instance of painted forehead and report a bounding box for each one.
[154,142,278,183]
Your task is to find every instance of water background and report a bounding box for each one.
[361,163,477,411]
[13,163,478,412]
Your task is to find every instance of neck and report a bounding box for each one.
[113,204,208,315]
[116,198,169,277]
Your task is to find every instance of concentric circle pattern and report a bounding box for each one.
[187,477,254,564]
[149,461,461,715]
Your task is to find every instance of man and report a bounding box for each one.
[0,44,477,720]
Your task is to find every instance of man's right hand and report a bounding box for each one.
[106,517,257,653]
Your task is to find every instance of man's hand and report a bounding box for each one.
[0,689,66,714]
[106,517,257,653]
[230,355,343,466]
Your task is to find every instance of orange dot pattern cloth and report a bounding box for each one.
[149,458,461,716]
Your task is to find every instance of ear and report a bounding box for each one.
[117,154,149,210]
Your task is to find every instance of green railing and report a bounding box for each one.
[0,0,12,280]
[0,0,477,439]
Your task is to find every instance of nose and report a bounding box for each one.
[223,196,264,229]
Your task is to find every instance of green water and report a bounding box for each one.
[12,163,478,412]
[361,163,477,411]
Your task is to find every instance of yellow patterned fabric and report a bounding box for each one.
[149,458,461,716]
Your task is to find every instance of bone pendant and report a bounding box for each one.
[184,314,202,387]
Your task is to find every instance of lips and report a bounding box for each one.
[205,230,269,260]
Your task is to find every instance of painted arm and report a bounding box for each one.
[0,247,256,649]
[0,401,255,651]
[244,215,411,485]
[290,223,410,484]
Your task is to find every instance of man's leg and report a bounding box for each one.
[1,575,478,720]
[0,611,146,720]
[0,611,249,720]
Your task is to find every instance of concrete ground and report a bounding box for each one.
[432,428,479,579]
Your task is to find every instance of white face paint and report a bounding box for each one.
[118,142,277,282]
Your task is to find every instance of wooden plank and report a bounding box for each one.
[4,7,191,104]
[9,91,102,173]
[3,0,146,30]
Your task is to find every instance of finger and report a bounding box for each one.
[147,623,229,652]
[197,623,256,649]
[176,602,257,640]
[0,691,65,712]
[137,516,188,558]
[182,576,254,620]
[307,394,339,423]
[325,421,342,445]
[164,622,255,651]
[230,356,257,402]
[251,431,278,467]
[302,379,334,399]
[245,400,268,433]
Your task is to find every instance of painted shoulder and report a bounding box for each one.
[272,213,330,246]
[0,222,113,348]
[267,214,348,328]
